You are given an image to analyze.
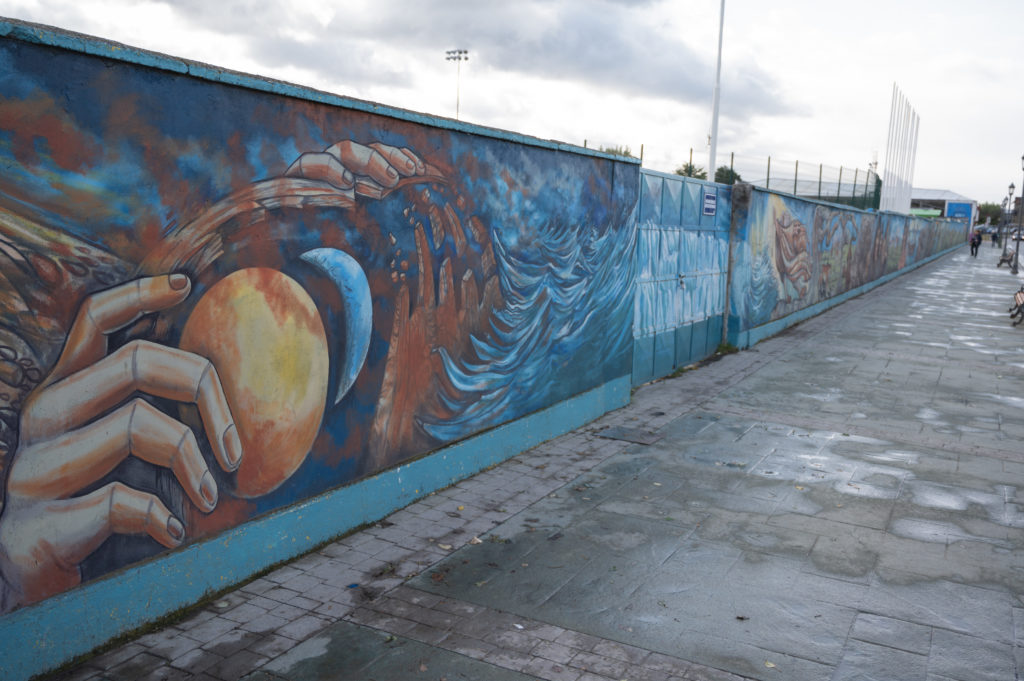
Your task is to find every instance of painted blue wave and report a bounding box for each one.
[730,245,777,328]
[422,217,634,442]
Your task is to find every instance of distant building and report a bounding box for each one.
[910,188,976,224]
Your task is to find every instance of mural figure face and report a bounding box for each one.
[773,210,811,302]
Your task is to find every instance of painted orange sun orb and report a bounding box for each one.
[179,267,329,498]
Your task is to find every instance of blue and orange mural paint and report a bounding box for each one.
[0,36,637,613]
[729,188,964,337]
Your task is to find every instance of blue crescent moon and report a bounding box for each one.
[299,248,372,404]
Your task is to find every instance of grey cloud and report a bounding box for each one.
[161,0,790,120]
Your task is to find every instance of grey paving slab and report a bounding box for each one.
[240,620,538,681]
[831,639,928,681]
[927,628,1016,681]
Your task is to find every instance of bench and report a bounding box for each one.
[998,249,1017,268]
[1010,286,1024,326]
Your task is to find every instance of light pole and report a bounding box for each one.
[445,49,468,120]
[1006,183,1015,256]
[1001,197,1008,248]
[1015,155,1024,274]
[708,0,726,178]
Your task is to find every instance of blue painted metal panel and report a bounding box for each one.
[640,173,663,225]
[675,324,694,367]
[653,329,676,379]
[706,315,723,355]
[683,181,702,228]
[689,318,709,363]
[661,176,683,227]
[633,170,733,381]
[632,334,656,385]
[716,188,732,232]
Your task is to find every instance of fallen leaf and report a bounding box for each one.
[513,623,524,630]
[457,505,465,511]
[419,663,428,672]
[765,661,776,668]
[438,543,453,550]
[736,615,749,621]
[469,536,483,545]
[653,482,662,486]
[795,486,804,490]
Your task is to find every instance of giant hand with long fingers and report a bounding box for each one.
[0,139,435,612]
[0,273,239,609]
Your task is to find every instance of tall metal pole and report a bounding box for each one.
[1004,184,1014,253]
[1015,155,1023,275]
[881,84,897,211]
[445,49,469,120]
[708,0,725,178]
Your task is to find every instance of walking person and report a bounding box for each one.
[970,229,981,257]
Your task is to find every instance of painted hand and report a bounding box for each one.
[0,274,239,609]
[285,140,427,198]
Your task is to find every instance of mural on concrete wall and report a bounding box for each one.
[731,190,964,330]
[0,39,636,612]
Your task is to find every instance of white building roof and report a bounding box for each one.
[911,188,975,203]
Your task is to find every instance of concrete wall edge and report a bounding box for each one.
[0,17,638,165]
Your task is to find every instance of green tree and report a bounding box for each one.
[978,201,1003,225]
[599,145,636,159]
[675,162,707,179]
[714,166,742,185]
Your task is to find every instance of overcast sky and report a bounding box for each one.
[1,0,1021,205]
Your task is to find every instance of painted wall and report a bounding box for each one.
[727,185,966,347]
[0,21,637,673]
[633,170,731,384]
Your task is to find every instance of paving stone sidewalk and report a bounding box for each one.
[47,246,1024,681]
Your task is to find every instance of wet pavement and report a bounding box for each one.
[49,245,1024,681]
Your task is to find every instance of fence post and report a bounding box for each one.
[837,166,843,200]
[794,160,799,195]
[766,156,771,190]
[853,168,859,207]
[818,164,822,199]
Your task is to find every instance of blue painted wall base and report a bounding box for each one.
[0,374,631,681]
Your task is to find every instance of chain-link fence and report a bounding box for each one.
[722,153,881,210]
[579,142,883,212]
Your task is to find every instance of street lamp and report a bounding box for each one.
[1006,182,1016,255]
[1015,155,1024,274]
[445,49,468,120]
